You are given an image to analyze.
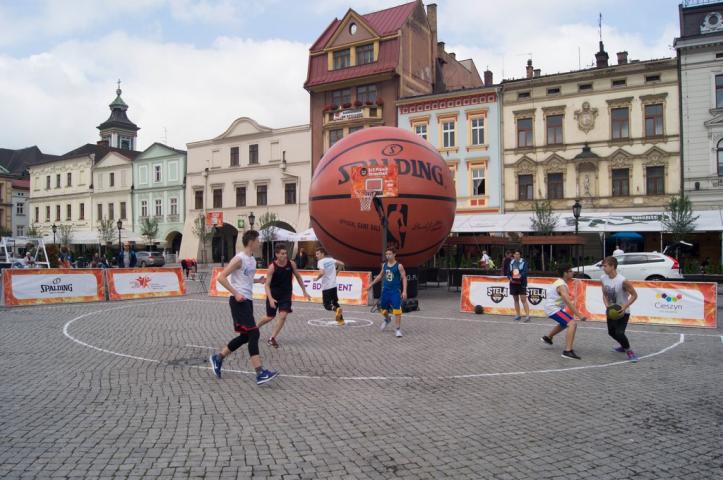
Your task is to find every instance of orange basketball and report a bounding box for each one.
[309,126,456,268]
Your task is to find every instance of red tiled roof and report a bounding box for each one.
[309,1,417,53]
[305,38,400,89]
[11,179,30,189]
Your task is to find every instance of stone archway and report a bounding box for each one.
[166,231,183,254]
[211,223,238,263]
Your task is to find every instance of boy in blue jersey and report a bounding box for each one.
[368,247,408,337]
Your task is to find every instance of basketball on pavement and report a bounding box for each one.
[309,126,456,268]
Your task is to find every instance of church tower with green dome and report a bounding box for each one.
[97,80,139,150]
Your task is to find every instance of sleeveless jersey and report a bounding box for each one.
[382,262,402,291]
[270,260,293,298]
[543,278,568,316]
[601,273,630,313]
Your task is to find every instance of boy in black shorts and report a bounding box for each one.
[257,244,311,348]
[209,230,278,385]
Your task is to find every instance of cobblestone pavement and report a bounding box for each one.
[1,287,721,479]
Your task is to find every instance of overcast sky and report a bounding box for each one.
[0,0,681,154]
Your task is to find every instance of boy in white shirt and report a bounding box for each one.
[541,265,587,360]
[209,230,279,385]
[314,248,345,326]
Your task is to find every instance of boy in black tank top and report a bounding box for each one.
[257,244,311,348]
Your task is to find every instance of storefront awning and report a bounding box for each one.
[453,209,723,233]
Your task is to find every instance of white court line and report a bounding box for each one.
[187,298,722,338]
[62,302,687,382]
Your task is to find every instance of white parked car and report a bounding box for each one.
[578,252,683,281]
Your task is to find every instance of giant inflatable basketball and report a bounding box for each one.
[309,126,456,268]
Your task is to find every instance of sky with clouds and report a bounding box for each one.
[0,0,682,154]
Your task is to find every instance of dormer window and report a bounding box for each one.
[356,44,374,65]
[333,49,351,69]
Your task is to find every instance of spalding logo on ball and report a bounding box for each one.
[309,127,456,268]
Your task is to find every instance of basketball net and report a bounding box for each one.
[358,190,379,211]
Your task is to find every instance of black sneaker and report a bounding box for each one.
[561,350,581,360]
[541,335,553,345]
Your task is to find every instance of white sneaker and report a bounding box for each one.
[380,316,391,331]
[395,329,403,338]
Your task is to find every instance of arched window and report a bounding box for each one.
[718,139,723,176]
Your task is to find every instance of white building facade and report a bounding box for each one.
[179,118,311,262]
[11,179,29,237]
[675,1,723,208]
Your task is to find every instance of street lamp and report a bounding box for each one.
[248,211,255,230]
[572,199,582,273]
[572,199,582,235]
[51,223,57,245]
[117,219,123,250]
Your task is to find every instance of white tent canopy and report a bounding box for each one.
[452,209,723,234]
[291,228,318,242]
[41,229,145,245]
[259,226,297,242]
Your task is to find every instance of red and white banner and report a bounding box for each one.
[576,279,717,329]
[208,267,371,305]
[106,267,186,301]
[461,275,718,328]
[2,268,105,306]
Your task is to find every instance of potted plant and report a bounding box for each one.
[342,102,352,109]
[375,98,384,106]
[365,100,373,106]
[353,100,362,107]
[324,104,333,112]
[331,104,339,111]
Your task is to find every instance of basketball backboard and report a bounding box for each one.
[351,165,398,211]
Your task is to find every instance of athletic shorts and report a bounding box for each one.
[229,297,257,333]
[380,289,402,315]
[509,283,527,296]
[266,296,292,318]
[549,309,573,329]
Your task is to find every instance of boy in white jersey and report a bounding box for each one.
[541,265,587,360]
[600,256,639,362]
[209,230,279,385]
[314,248,345,326]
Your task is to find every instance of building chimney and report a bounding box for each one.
[533,68,541,78]
[595,41,609,68]
[427,4,437,35]
[449,52,456,60]
[97,139,109,147]
[616,51,628,65]
[526,59,533,79]
[484,70,493,86]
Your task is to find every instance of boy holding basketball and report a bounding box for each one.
[257,244,312,348]
[209,230,279,385]
[314,248,345,326]
[541,265,587,360]
[600,256,639,362]
[368,247,408,337]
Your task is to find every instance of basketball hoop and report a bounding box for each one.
[358,190,379,211]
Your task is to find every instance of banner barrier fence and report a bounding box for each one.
[208,267,372,305]
[2,268,105,306]
[460,275,717,328]
[106,267,186,301]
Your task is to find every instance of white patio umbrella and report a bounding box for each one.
[291,228,318,242]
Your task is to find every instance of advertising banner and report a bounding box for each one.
[461,275,717,328]
[107,267,186,301]
[208,267,371,305]
[460,275,558,317]
[575,279,717,328]
[2,268,105,306]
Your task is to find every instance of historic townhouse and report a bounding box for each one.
[28,85,142,244]
[11,179,29,237]
[0,173,12,234]
[675,0,723,209]
[133,143,187,253]
[305,0,482,170]
[397,77,502,214]
[178,118,311,261]
[502,46,680,213]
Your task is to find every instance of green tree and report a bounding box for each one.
[191,213,210,263]
[662,194,699,242]
[530,200,560,271]
[0,225,11,237]
[140,217,159,249]
[26,224,41,237]
[258,212,279,263]
[58,223,74,247]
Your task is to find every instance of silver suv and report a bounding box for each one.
[136,251,166,267]
[579,252,683,281]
